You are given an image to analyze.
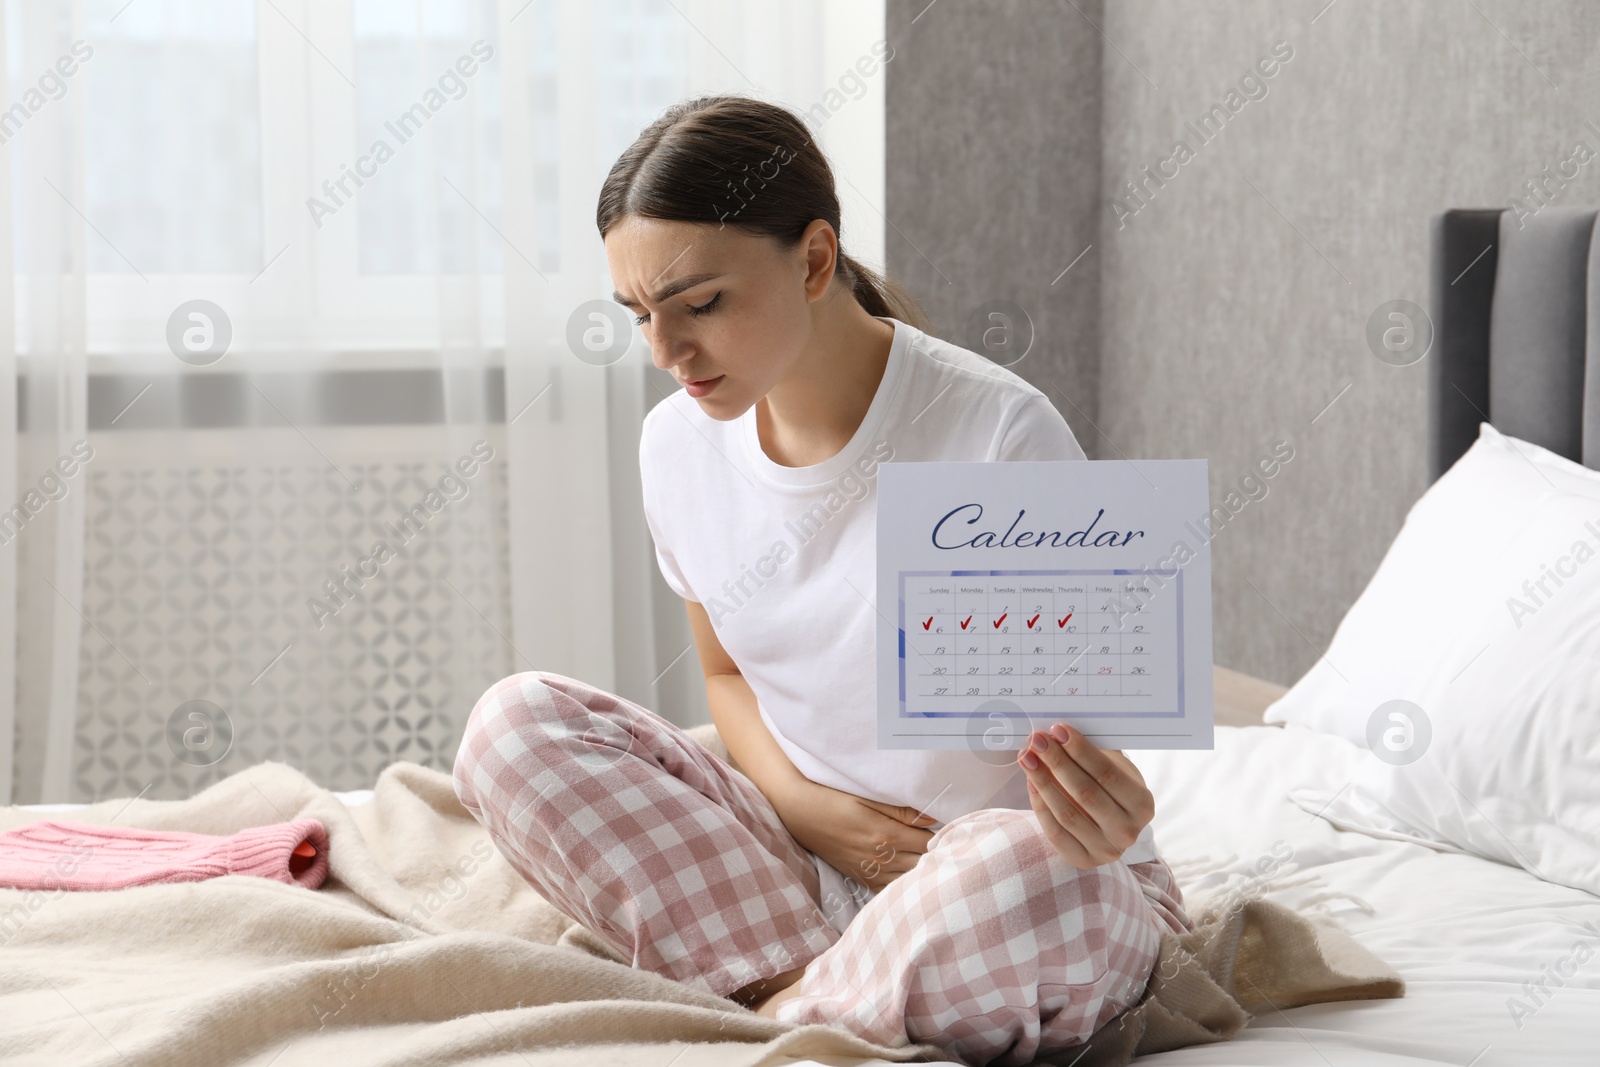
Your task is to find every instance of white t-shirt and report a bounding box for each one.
[639,315,1159,930]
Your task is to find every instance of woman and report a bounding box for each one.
[452,94,1192,1066]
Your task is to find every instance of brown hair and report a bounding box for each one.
[596,94,931,333]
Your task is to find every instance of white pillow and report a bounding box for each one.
[1287,489,1600,895]
[1264,421,1600,741]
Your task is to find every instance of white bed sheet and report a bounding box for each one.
[15,732,1600,1067]
[1129,724,1600,1066]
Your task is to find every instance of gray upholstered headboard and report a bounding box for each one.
[1428,207,1600,481]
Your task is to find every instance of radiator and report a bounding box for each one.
[72,424,513,801]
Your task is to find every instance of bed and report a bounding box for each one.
[3,208,1598,1065]
[5,676,1595,1066]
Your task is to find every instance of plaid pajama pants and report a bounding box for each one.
[452,671,1194,1067]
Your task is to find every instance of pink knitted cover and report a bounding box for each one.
[0,817,330,891]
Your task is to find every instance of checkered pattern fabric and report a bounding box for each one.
[774,808,1184,1065]
[452,670,837,996]
[452,671,1193,1066]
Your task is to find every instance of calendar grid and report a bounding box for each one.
[895,569,1185,721]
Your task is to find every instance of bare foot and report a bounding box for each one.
[753,974,805,1018]
[729,965,805,1014]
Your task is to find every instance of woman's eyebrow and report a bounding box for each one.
[613,272,723,309]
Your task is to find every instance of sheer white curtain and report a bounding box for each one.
[0,0,90,806]
[1,0,886,804]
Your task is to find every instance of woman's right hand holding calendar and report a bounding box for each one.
[770,777,938,893]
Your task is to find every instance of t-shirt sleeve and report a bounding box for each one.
[639,424,697,602]
[991,392,1088,462]
[644,502,695,601]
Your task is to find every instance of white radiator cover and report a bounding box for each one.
[73,427,513,800]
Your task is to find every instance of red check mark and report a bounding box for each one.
[1057,613,1073,628]
[922,616,934,630]
[1027,613,1040,629]
[993,612,1008,629]
[960,615,972,630]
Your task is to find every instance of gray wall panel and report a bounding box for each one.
[886,0,1104,435]
[889,0,1600,687]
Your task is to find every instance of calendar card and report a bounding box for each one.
[876,460,1214,752]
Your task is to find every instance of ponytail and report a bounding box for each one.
[837,251,933,333]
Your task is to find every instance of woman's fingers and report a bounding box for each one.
[852,843,918,892]
[1026,776,1099,868]
[787,783,946,893]
[872,813,934,861]
[1023,756,1120,865]
[1042,725,1142,825]
[851,838,922,879]
[834,801,935,889]
[1024,726,1148,852]
[855,800,936,855]
[858,797,938,828]
[1106,747,1148,787]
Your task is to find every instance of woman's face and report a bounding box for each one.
[605,215,828,419]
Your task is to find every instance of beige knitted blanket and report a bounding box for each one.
[0,753,1402,1066]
